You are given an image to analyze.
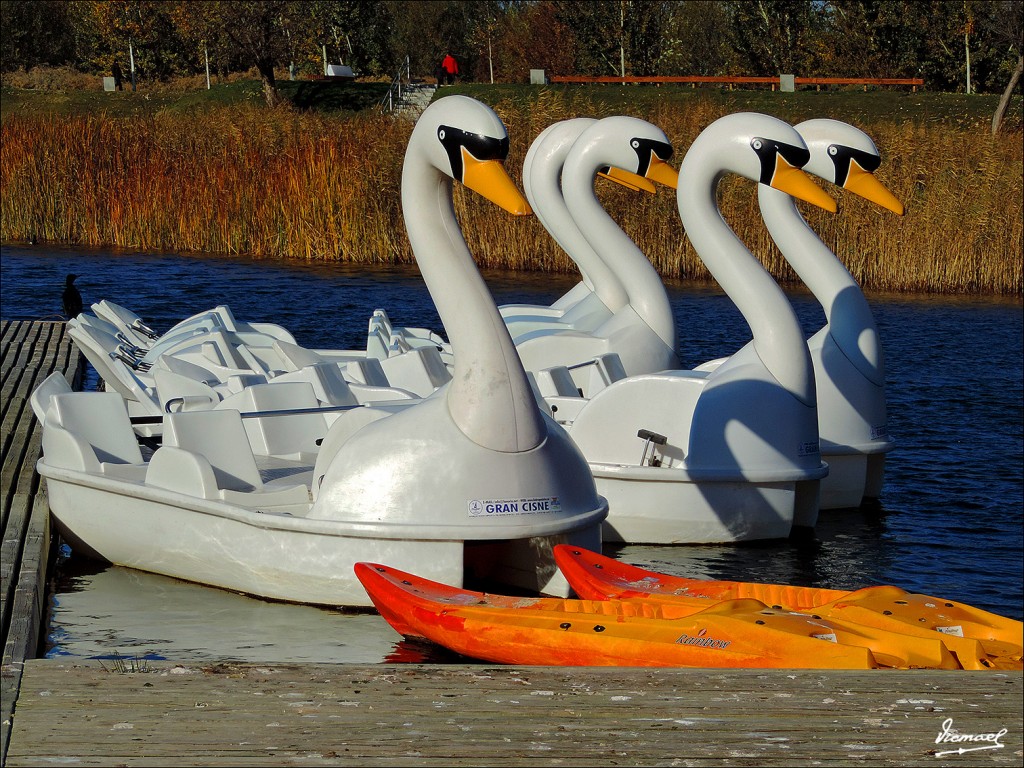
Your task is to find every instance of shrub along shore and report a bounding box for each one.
[1,82,1020,295]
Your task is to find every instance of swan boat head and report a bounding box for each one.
[519,117,659,319]
[544,116,681,367]
[312,96,607,542]
[796,118,904,216]
[677,112,836,406]
[768,118,905,389]
[522,118,624,310]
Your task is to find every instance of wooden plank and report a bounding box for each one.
[549,75,778,85]
[794,77,924,86]
[4,662,1021,766]
[0,491,50,703]
[0,321,37,410]
[548,75,923,87]
[1,325,52,530]
[0,493,33,628]
[0,321,81,765]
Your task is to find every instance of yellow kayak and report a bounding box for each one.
[354,562,974,669]
[553,545,1023,671]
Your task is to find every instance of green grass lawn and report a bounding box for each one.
[446,82,1022,131]
[3,77,1019,132]
[0,78,392,119]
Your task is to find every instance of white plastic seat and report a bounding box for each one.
[224,373,269,393]
[154,409,309,507]
[66,322,156,406]
[272,339,327,372]
[531,365,581,398]
[30,371,74,425]
[76,313,146,356]
[366,326,390,360]
[41,392,147,480]
[528,366,587,425]
[585,353,628,396]
[154,353,220,384]
[91,300,158,346]
[215,381,326,462]
[162,408,262,489]
[199,331,250,371]
[271,363,360,408]
[379,347,452,397]
[339,358,391,387]
[49,392,144,464]
[153,367,221,413]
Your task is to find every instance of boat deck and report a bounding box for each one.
[2,320,1021,766]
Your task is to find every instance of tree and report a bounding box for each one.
[623,0,671,76]
[549,0,622,75]
[514,1,577,79]
[729,0,821,75]
[305,0,392,76]
[0,0,77,72]
[383,0,490,79]
[989,0,1023,133]
[81,1,194,83]
[462,0,573,83]
[174,1,303,106]
[659,0,741,76]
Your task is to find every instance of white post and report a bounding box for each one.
[204,43,211,90]
[488,34,494,84]
[619,0,626,79]
[129,38,136,91]
[965,30,972,94]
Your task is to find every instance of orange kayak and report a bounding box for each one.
[354,562,971,669]
[553,545,1024,671]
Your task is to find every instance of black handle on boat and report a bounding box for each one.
[637,429,667,445]
[565,359,599,371]
[637,428,668,467]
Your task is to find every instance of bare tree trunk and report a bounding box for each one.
[992,53,1023,135]
[256,59,281,108]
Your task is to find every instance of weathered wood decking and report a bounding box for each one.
[4,661,1022,766]
[1,320,83,762]
[1,321,1021,767]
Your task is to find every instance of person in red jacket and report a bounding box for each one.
[440,53,459,85]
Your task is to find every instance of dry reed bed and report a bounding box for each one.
[1,96,1020,294]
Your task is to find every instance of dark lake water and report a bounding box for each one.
[2,243,1022,664]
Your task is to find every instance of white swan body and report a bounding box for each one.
[35,97,605,607]
[512,116,681,395]
[696,119,903,509]
[499,118,630,337]
[556,113,836,543]
[313,96,606,594]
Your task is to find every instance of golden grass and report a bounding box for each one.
[1,95,1020,294]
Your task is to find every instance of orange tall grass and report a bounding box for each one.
[1,98,1020,294]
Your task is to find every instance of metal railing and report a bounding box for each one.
[379,55,411,113]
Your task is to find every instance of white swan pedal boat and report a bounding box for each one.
[35,96,607,607]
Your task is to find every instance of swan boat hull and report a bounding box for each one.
[354,562,890,669]
[589,463,821,544]
[553,545,1024,670]
[37,462,603,607]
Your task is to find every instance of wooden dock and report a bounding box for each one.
[1,319,83,763]
[1,321,1021,766]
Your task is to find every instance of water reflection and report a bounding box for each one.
[1,245,1021,664]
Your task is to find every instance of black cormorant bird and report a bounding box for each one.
[62,274,83,319]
